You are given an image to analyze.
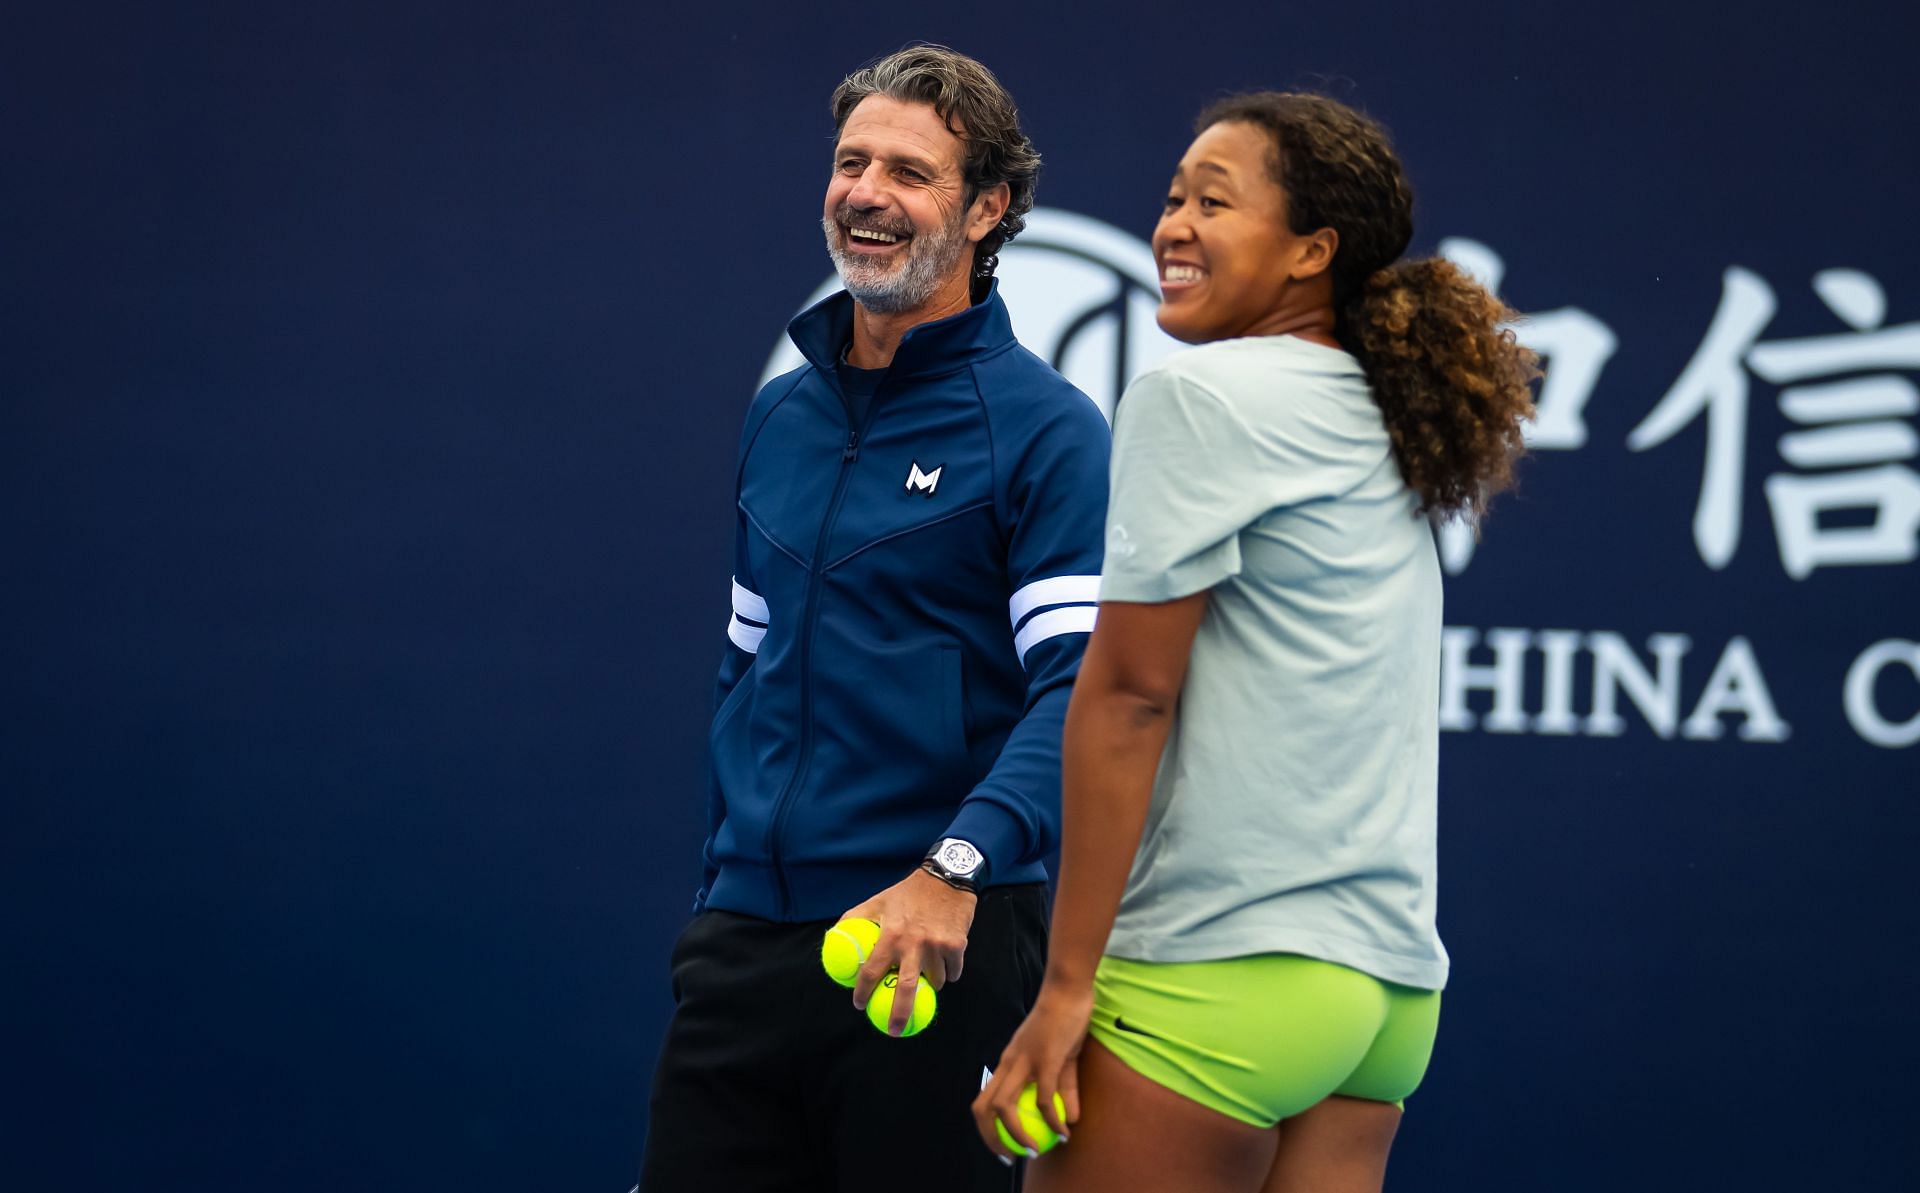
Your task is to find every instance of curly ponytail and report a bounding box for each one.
[1197,92,1538,520]
[1343,258,1536,519]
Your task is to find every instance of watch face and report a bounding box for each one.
[938,840,983,875]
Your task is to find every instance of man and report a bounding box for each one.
[638,45,1110,1193]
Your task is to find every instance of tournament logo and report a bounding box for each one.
[759,208,1181,422]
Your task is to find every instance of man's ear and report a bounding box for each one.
[966,182,1011,244]
[1290,226,1339,281]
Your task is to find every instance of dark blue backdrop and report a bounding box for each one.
[7,3,1917,1190]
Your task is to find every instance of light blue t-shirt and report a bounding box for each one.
[1099,336,1448,990]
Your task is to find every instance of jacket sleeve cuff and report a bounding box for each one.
[940,798,1032,888]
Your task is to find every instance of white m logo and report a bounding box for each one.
[905,461,944,497]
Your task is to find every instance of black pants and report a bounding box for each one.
[638,884,1048,1193]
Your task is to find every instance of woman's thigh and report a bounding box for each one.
[1262,1096,1402,1193]
[1025,1037,1277,1193]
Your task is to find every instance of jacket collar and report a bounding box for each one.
[786,279,1015,381]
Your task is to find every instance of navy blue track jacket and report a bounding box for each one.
[698,283,1111,922]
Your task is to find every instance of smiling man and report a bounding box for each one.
[636,45,1111,1193]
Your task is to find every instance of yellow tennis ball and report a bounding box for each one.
[994,1084,1068,1157]
[864,971,936,1037]
[820,918,880,988]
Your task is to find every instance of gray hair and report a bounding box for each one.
[830,45,1041,278]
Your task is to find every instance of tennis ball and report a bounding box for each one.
[820,918,881,988]
[864,971,936,1037]
[994,1084,1068,1157]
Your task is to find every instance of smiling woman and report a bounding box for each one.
[973,91,1539,1193]
[1172,93,1538,519]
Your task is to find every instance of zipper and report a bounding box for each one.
[763,409,869,916]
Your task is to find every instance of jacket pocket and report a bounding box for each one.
[707,667,764,855]
[933,642,965,764]
[711,667,756,742]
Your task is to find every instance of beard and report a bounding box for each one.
[821,202,972,315]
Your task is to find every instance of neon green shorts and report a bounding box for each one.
[1087,952,1442,1128]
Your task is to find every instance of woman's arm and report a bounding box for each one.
[972,590,1209,1157]
[1044,592,1209,988]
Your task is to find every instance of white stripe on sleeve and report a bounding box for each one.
[731,578,770,625]
[1013,604,1098,665]
[727,615,766,653]
[1007,574,1101,629]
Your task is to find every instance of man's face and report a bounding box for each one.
[822,95,977,315]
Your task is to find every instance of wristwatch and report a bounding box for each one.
[920,837,986,894]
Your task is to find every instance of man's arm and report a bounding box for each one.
[694,373,801,912]
[695,509,764,912]
[844,390,1111,1032]
[945,394,1112,878]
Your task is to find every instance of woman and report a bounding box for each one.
[972,92,1536,1192]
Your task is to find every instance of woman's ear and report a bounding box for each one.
[1290,226,1339,281]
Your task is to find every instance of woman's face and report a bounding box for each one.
[1152,121,1326,344]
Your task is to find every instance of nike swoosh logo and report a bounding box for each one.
[1112,1016,1162,1040]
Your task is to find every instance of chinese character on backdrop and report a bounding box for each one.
[1628,268,1920,578]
